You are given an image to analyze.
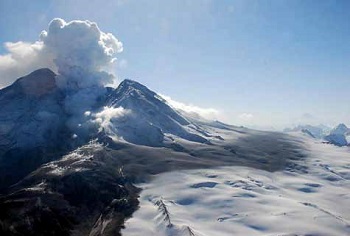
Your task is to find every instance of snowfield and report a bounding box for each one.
[122,134,350,236]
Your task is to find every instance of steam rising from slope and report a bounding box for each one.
[94,106,131,131]
[0,18,221,142]
[37,19,124,137]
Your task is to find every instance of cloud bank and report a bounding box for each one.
[0,18,123,89]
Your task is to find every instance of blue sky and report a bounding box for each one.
[0,0,349,129]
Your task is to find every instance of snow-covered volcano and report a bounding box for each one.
[0,68,349,236]
[0,68,212,154]
[0,68,216,193]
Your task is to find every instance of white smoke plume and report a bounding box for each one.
[39,19,124,137]
[0,18,125,139]
[0,18,123,89]
[40,18,123,89]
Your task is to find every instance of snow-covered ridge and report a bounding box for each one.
[104,78,210,146]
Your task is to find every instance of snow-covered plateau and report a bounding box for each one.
[123,134,350,236]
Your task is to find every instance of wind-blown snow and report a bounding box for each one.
[159,94,219,121]
[122,135,350,236]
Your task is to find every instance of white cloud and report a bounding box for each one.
[0,41,56,88]
[159,94,220,121]
[238,113,253,120]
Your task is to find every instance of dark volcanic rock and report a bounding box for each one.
[0,69,71,191]
[18,68,57,96]
[0,142,139,236]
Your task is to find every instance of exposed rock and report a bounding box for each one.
[18,68,57,97]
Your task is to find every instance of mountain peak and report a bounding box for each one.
[26,68,56,77]
[107,79,160,108]
[331,123,349,134]
[120,78,140,85]
[116,79,153,97]
[104,78,208,146]
[16,68,57,96]
[335,123,348,129]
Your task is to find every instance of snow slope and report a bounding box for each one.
[122,134,350,236]
[104,79,209,146]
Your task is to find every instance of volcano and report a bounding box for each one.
[0,68,308,236]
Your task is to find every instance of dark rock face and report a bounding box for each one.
[0,69,70,191]
[0,69,66,151]
[18,68,57,96]
[324,134,348,147]
[0,143,139,236]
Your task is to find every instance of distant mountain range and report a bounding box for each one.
[284,123,350,146]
